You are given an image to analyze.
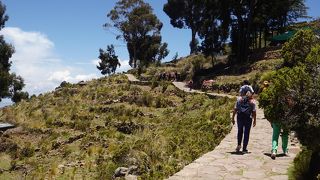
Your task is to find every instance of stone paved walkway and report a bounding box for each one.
[125,74,301,180]
[125,74,140,82]
[170,82,300,180]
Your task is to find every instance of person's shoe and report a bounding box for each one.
[242,149,248,153]
[283,150,289,156]
[235,145,241,152]
[271,150,276,160]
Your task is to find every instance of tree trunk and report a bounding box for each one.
[190,28,197,54]
[259,28,262,49]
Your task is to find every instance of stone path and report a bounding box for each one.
[125,74,140,82]
[172,82,236,99]
[125,74,301,180]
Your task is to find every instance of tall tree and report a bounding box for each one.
[230,0,307,63]
[106,0,168,69]
[198,0,230,59]
[164,0,204,54]
[0,1,28,103]
[97,45,121,75]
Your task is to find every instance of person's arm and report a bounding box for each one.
[232,100,238,125]
[232,108,237,125]
[252,100,257,127]
[252,111,256,127]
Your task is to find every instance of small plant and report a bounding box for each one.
[20,143,35,159]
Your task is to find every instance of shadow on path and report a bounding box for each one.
[264,153,288,158]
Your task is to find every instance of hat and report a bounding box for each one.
[263,81,269,86]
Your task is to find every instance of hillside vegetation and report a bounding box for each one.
[0,74,234,179]
[134,53,283,95]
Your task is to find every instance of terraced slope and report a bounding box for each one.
[0,74,234,179]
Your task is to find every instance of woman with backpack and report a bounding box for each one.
[232,91,257,153]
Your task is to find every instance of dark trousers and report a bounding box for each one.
[237,113,253,150]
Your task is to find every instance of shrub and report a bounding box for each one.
[20,143,35,158]
[282,29,319,67]
[289,147,312,180]
[260,41,320,179]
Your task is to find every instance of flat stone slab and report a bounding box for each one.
[0,122,15,131]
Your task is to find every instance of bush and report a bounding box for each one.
[289,147,312,180]
[260,38,320,179]
[282,29,319,67]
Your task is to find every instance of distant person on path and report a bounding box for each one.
[239,80,254,96]
[261,80,289,160]
[232,91,257,153]
[187,80,193,91]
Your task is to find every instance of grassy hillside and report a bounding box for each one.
[134,53,283,95]
[0,74,234,179]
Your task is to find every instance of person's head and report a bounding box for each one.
[263,80,269,87]
[243,80,250,85]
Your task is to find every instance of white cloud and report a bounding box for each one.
[117,59,131,73]
[48,70,98,83]
[91,59,100,66]
[0,27,100,95]
[91,58,131,73]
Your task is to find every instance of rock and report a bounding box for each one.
[113,99,120,103]
[78,81,87,86]
[125,174,138,180]
[128,165,138,174]
[113,167,129,177]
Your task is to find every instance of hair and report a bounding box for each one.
[243,80,250,85]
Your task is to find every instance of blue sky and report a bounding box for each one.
[0,0,190,97]
[0,0,319,106]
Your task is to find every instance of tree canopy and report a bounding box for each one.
[164,0,307,63]
[163,0,204,54]
[0,2,28,103]
[96,45,121,75]
[106,0,168,69]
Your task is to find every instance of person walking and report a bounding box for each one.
[260,80,289,160]
[270,122,289,159]
[239,80,254,96]
[232,91,257,153]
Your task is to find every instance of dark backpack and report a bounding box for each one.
[238,97,252,117]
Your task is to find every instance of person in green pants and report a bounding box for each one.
[261,80,291,160]
[271,122,289,160]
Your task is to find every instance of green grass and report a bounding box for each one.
[0,74,234,179]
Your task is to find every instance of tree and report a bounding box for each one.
[0,2,28,103]
[164,0,204,54]
[97,45,121,75]
[198,0,230,59]
[106,0,168,69]
[281,29,319,67]
[229,0,307,63]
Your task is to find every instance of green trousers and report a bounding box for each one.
[272,122,288,153]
